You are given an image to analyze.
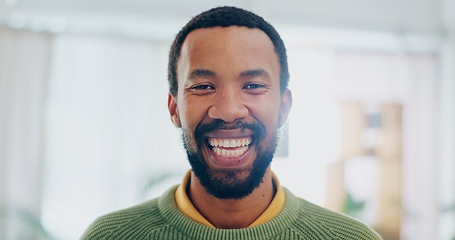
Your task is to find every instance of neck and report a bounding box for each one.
[188,167,275,229]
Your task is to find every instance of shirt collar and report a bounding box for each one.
[175,170,286,228]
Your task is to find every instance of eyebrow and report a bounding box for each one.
[240,69,271,79]
[188,68,271,80]
[188,69,217,80]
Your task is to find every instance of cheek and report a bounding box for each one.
[178,99,207,131]
[178,104,200,153]
[247,95,282,128]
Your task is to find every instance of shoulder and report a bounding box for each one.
[80,198,162,239]
[284,189,383,240]
[80,186,178,240]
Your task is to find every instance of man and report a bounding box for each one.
[82,6,382,239]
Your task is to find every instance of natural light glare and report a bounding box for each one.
[274,48,340,205]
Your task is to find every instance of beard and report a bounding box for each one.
[182,119,278,200]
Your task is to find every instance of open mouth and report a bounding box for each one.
[207,137,252,158]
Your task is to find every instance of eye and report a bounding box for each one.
[192,84,214,90]
[243,83,269,95]
[189,84,215,95]
[243,83,265,90]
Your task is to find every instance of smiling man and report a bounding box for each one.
[82,6,382,239]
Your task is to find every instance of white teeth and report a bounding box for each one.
[209,137,252,158]
[208,137,252,148]
[212,145,249,158]
[230,139,236,147]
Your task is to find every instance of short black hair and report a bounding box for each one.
[168,6,289,96]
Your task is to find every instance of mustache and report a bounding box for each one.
[194,119,266,144]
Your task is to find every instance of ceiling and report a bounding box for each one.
[0,0,449,39]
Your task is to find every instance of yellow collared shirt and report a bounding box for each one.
[175,170,285,228]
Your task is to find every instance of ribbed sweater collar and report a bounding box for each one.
[157,185,301,239]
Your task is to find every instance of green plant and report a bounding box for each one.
[0,205,55,240]
[137,169,184,199]
[342,193,366,218]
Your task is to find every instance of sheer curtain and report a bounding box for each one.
[0,26,52,239]
[43,34,188,239]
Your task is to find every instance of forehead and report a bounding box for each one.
[177,26,280,80]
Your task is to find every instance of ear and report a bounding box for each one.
[278,89,293,128]
[168,93,181,128]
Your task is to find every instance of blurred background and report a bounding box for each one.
[1,0,454,239]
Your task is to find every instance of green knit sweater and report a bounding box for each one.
[81,186,382,239]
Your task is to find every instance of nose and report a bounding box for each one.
[208,90,248,123]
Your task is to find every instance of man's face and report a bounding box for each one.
[168,26,292,199]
